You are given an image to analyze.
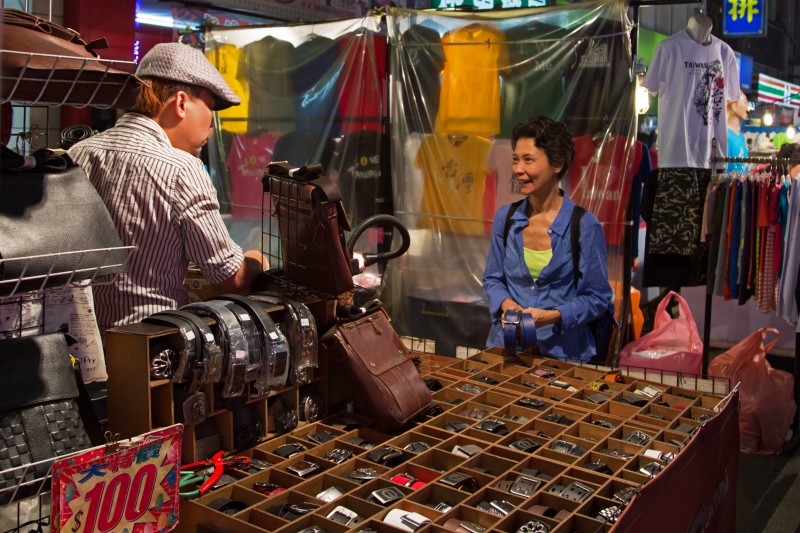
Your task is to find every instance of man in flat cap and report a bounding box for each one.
[69,42,268,329]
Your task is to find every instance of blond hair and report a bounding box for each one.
[129,77,204,117]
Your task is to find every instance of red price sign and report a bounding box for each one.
[52,425,183,533]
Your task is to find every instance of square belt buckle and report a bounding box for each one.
[561,481,595,503]
[400,511,430,530]
[502,309,522,327]
[370,486,405,506]
[510,475,542,497]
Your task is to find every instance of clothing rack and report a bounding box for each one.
[709,148,800,439]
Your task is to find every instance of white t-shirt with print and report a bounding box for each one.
[643,30,739,169]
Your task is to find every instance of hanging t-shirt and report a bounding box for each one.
[563,134,637,246]
[500,23,574,138]
[562,18,634,137]
[416,134,494,236]
[337,30,387,135]
[329,130,391,226]
[435,24,508,137]
[292,35,341,136]
[244,35,296,134]
[726,128,749,173]
[397,23,446,134]
[486,138,524,212]
[642,30,739,169]
[206,44,248,134]
[272,130,336,170]
[226,132,281,220]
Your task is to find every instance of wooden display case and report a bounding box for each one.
[178,351,734,533]
[105,298,333,462]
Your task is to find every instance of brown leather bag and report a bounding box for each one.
[324,306,431,432]
[1,8,142,108]
[267,163,355,296]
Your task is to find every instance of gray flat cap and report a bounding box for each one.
[136,42,241,111]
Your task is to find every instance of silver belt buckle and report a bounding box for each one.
[561,481,594,502]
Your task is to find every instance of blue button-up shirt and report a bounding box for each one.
[482,193,613,361]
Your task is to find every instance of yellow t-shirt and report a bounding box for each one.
[206,44,248,134]
[524,247,553,281]
[435,23,509,136]
[416,133,493,236]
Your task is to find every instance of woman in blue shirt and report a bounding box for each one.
[483,116,613,362]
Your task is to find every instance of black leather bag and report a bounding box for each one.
[0,333,94,505]
[0,146,129,297]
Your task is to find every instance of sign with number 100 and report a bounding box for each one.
[52,425,182,533]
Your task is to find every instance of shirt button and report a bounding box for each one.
[547,229,553,234]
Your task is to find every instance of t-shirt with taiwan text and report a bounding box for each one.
[642,30,739,169]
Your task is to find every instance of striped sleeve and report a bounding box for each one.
[173,158,244,284]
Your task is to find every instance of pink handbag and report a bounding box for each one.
[618,291,703,375]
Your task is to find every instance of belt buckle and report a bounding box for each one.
[370,486,405,506]
[502,309,522,326]
[489,500,515,516]
[399,511,430,529]
[625,430,653,445]
[561,481,594,502]
[326,505,362,526]
[460,521,487,533]
[510,475,541,497]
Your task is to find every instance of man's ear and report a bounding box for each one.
[170,91,189,118]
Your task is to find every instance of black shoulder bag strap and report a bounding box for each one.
[502,199,585,288]
[502,199,526,247]
[570,205,587,289]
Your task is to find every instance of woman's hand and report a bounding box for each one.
[501,298,523,313]
[522,307,562,326]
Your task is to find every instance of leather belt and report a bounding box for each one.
[251,292,318,385]
[501,309,536,357]
[183,301,250,401]
[212,294,290,394]
[142,312,198,386]
[145,310,221,392]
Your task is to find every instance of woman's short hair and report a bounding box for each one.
[129,77,205,117]
[512,115,575,178]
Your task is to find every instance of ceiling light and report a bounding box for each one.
[135,12,176,28]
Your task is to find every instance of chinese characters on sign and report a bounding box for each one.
[52,425,183,533]
[723,0,766,37]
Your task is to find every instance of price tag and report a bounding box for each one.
[52,425,183,533]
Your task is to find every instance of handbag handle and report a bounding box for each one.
[760,327,781,356]
[346,214,411,273]
[654,291,698,331]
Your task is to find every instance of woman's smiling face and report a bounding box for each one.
[512,137,562,196]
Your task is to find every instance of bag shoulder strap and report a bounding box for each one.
[502,199,526,246]
[502,200,586,289]
[570,205,587,289]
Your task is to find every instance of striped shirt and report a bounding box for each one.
[68,113,244,328]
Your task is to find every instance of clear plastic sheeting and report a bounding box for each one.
[386,0,636,351]
[204,1,638,354]
[204,15,391,273]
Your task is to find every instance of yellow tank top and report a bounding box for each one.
[524,247,552,281]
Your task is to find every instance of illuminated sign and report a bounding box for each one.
[434,0,548,9]
[723,0,766,37]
